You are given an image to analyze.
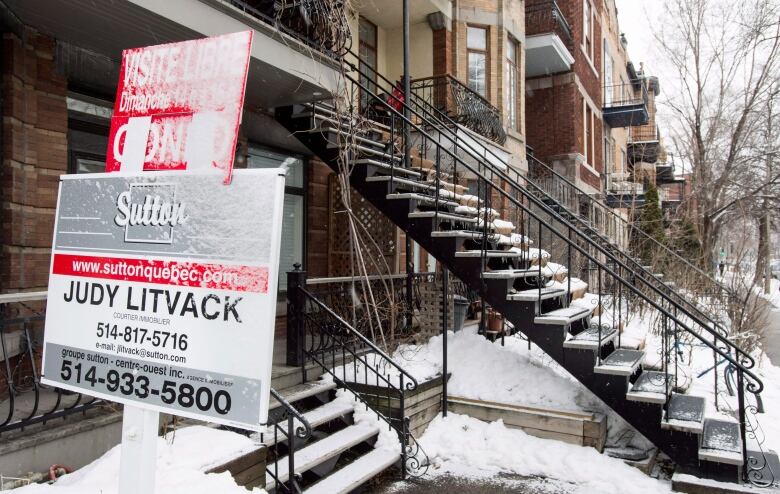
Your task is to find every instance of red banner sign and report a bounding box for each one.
[106,31,253,182]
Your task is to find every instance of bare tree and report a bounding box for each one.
[656,0,780,271]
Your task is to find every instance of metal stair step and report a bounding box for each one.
[506,287,566,302]
[366,175,435,191]
[661,393,705,434]
[314,126,388,149]
[626,371,673,404]
[386,193,459,208]
[563,325,618,350]
[353,158,421,178]
[456,249,524,258]
[698,419,743,465]
[267,424,379,485]
[484,268,548,280]
[593,349,644,376]
[409,211,478,224]
[534,306,591,325]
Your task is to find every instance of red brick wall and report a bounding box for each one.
[1,30,68,292]
[526,82,577,158]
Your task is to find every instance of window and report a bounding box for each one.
[584,101,594,167]
[505,37,520,131]
[247,146,305,292]
[358,17,378,109]
[583,0,594,61]
[603,40,613,104]
[467,26,488,98]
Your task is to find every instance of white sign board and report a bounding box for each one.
[41,169,285,428]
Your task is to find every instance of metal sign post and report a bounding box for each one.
[118,406,159,494]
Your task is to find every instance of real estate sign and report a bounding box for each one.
[41,169,285,429]
[105,31,253,182]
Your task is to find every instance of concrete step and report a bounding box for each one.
[626,371,673,404]
[303,448,399,494]
[699,419,744,466]
[661,393,705,434]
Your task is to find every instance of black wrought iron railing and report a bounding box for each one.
[603,81,649,109]
[287,268,428,478]
[411,74,507,145]
[526,0,574,48]
[361,57,736,342]
[1,293,104,434]
[330,60,766,480]
[261,388,313,494]
[226,0,351,57]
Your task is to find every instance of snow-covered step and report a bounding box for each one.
[507,287,566,302]
[456,249,523,258]
[315,126,387,149]
[304,448,399,494]
[366,175,435,191]
[626,371,673,404]
[344,142,403,162]
[386,192,459,208]
[431,229,486,240]
[261,400,354,446]
[593,349,644,376]
[352,158,422,178]
[534,306,591,325]
[563,326,618,350]
[267,424,379,485]
[484,268,548,280]
[409,211,478,224]
[698,419,743,465]
[269,380,337,410]
[661,394,705,434]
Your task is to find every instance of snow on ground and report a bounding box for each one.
[758,278,780,308]
[419,412,672,494]
[3,426,266,494]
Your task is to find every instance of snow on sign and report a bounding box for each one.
[105,31,253,182]
[41,169,285,429]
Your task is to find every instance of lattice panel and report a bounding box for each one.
[328,174,397,276]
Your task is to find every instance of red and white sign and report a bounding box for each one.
[106,31,253,182]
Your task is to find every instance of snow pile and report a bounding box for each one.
[758,278,780,308]
[420,413,672,494]
[4,426,266,494]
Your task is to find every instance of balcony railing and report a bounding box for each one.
[526,0,574,49]
[227,0,351,57]
[411,74,507,145]
[602,82,649,127]
[630,124,660,143]
[1,292,105,435]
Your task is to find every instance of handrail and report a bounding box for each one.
[410,74,507,144]
[263,387,312,494]
[348,49,736,340]
[300,287,419,391]
[294,286,428,478]
[336,61,761,393]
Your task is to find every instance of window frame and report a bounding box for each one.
[505,35,521,131]
[246,143,308,295]
[358,16,379,110]
[583,0,595,62]
[466,24,489,99]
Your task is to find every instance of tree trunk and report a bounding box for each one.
[754,213,768,287]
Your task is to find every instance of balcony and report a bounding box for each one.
[411,74,507,145]
[602,82,649,128]
[525,0,575,77]
[605,173,645,208]
[628,125,661,164]
[4,0,345,108]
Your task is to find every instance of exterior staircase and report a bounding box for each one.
[275,94,770,488]
[262,379,398,493]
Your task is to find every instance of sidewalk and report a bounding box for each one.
[373,473,572,493]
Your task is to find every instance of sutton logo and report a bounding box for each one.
[114,184,187,244]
